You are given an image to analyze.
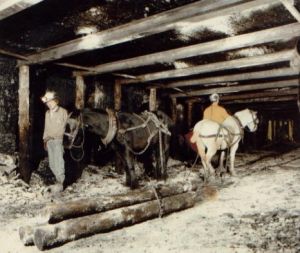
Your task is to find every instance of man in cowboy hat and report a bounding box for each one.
[41,90,68,193]
[203,93,230,124]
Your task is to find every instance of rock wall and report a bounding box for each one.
[0,56,18,154]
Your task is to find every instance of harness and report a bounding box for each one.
[117,111,171,155]
[198,116,244,149]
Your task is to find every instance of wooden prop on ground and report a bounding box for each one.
[19,180,200,250]
[33,192,195,250]
[43,180,199,224]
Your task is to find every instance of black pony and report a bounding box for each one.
[64,108,173,189]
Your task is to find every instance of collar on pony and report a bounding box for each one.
[101,108,118,146]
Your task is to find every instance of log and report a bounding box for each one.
[42,180,199,224]
[33,192,196,250]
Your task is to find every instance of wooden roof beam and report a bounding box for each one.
[280,0,300,22]
[185,88,299,103]
[221,88,299,100]
[170,79,299,98]
[186,88,299,103]
[160,67,298,89]
[124,49,297,84]
[25,0,255,64]
[0,48,28,60]
[223,95,297,104]
[76,23,300,77]
[0,0,44,21]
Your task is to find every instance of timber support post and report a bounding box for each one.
[187,101,194,128]
[149,88,157,112]
[75,75,85,110]
[114,79,122,111]
[18,64,31,183]
[171,97,177,123]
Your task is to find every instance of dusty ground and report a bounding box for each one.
[0,148,299,253]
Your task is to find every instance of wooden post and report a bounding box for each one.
[149,88,157,111]
[114,79,122,111]
[75,75,85,110]
[171,97,177,123]
[18,64,31,183]
[187,101,194,128]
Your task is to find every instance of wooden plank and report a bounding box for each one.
[78,23,300,77]
[0,0,44,20]
[26,0,253,64]
[75,76,85,110]
[280,0,300,22]
[161,67,298,88]
[125,50,296,84]
[18,64,31,183]
[171,79,299,98]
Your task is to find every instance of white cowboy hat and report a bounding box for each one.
[209,93,219,102]
[41,91,57,103]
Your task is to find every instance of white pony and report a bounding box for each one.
[190,109,259,178]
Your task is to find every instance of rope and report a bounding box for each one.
[119,111,170,156]
[145,176,164,218]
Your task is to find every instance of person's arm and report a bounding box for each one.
[43,111,50,150]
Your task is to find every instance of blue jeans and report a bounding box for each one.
[47,139,65,184]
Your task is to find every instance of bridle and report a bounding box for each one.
[64,112,85,161]
[244,110,259,132]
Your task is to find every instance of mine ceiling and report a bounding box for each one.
[0,0,300,105]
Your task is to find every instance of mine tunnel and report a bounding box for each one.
[0,0,299,252]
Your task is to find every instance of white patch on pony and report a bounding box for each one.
[94,85,105,108]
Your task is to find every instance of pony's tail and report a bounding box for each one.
[190,131,206,158]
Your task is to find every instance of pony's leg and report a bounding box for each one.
[195,140,208,177]
[229,143,239,176]
[124,148,138,189]
[216,150,226,177]
[205,142,218,178]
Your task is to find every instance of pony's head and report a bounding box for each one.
[235,109,259,132]
[64,111,84,149]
